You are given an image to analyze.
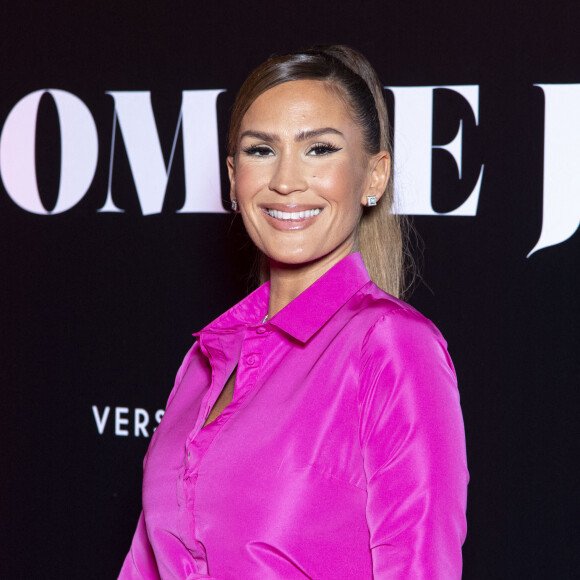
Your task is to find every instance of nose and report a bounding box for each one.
[268,152,308,195]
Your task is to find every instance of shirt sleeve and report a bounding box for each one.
[118,512,160,579]
[118,344,199,580]
[358,310,468,579]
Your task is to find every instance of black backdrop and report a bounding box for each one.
[1,1,579,578]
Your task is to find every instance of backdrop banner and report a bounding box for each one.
[1,2,578,578]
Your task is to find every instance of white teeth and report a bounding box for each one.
[266,208,322,220]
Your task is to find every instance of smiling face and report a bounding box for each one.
[228,79,389,275]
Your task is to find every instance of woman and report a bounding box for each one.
[119,46,468,579]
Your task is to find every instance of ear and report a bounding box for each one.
[360,151,391,205]
[227,155,236,199]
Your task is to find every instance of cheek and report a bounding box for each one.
[318,162,364,209]
[234,163,267,199]
[315,160,352,191]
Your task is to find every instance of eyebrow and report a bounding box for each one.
[296,127,344,141]
[239,127,344,143]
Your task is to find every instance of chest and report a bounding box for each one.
[140,328,373,576]
[144,328,367,500]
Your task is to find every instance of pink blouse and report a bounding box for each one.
[119,253,468,579]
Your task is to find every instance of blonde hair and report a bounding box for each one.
[229,45,408,298]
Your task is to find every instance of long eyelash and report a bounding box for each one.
[309,142,342,154]
[242,145,271,155]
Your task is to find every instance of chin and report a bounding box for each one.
[266,250,325,268]
[268,256,311,267]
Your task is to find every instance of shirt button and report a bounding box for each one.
[256,326,266,334]
[246,355,256,366]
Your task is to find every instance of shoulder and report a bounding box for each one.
[165,341,203,408]
[350,282,447,352]
[354,284,460,446]
[348,283,456,392]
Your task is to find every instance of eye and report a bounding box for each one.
[242,145,274,157]
[307,142,342,156]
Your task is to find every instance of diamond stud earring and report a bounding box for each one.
[231,199,238,211]
[367,195,377,207]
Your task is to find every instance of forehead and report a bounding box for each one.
[241,80,355,130]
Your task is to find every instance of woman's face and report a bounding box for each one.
[228,79,389,272]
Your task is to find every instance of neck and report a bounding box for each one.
[266,245,355,318]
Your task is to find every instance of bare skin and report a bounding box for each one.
[266,251,356,319]
[203,367,237,427]
[205,81,390,426]
[228,81,390,320]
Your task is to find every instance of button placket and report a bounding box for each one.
[183,327,270,486]
[234,327,268,399]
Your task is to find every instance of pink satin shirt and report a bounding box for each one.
[119,253,468,579]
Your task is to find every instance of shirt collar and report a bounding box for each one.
[269,253,371,343]
[196,253,371,343]
[194,282,270,337]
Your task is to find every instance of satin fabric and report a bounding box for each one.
[119,253,468,579]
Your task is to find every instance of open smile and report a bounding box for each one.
[265,208,323,220]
